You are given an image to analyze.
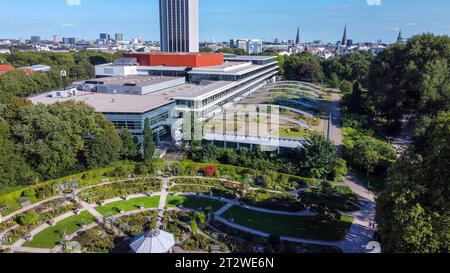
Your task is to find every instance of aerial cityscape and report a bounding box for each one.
[0,0,449,263]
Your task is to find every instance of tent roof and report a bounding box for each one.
[130,229,175,253]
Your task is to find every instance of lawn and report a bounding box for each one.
[95,196,160,216]
[221,206,353,241]
[23,211,96,249]
[166,195,226,212]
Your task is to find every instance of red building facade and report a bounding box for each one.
[123,52,224,68]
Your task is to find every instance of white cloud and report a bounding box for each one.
[66,0,81,6]
[367,0,382,6]
[61,23,77,27]
[407,22,418,26]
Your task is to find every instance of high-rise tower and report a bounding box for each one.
[159,0,199,52]
[341,25,348,47]
[295,27,300,44]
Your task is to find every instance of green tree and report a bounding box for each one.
[118,128,139,160]
[0,121,35,190]
[200,47,213,53]
[376,112,450,252]
[84,117,121,169]
[350,137,396,176]
[368,34,450,132]
[143,118,155,161]
[284,51,324,82]
[298,133,337,178]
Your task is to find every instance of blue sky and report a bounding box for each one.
[1,0,450,43]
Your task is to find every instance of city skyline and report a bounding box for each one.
[0,0,449,43]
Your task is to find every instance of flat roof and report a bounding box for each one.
[29,80,234,113]
[162,81,233,99]
[78,75,182,88]
[29,91,175,114]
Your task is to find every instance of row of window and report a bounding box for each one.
[200,67,278,108]
[110,111,170,131]
[188,62,278,84]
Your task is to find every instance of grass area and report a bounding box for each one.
[166,195,227,212]
[222,206,352,241]
[23,211,96,249]
[95,196,160,216]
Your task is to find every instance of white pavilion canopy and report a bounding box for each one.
[130,229,175,253]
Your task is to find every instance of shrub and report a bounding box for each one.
[21,188,36,198]
[204,165,218,177]
[17,211,39,227]
[332,159,348,182]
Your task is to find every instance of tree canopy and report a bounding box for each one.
[9,101,121,180]
[368,34,450,131]
[376,112,450,252]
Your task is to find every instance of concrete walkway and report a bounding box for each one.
[2,195,65,222]
[337,174,376,253]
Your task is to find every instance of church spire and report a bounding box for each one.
[295,27,300,44]
[341,25,348,47]
[397,30,403,43]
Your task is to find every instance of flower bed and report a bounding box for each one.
[1,199,77,245]
[72,226,117,253]
[240,190,305,212]
[79,178,161,203]
[117,210,158,236]
[168,162,316,191]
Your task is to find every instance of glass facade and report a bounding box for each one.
[102,103,175,140]
[176,67,278,117]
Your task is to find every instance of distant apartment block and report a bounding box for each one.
[115,33,124,42]
[230,39,263,54]
[62,37,78,45]
[30,36,41,44]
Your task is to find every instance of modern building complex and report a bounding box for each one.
[29,52,279,144]
[159,0,199,52]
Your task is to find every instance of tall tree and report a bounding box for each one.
[143,118,155,161]
[118,128,139,160]
[298,133,337,178]
[84,117,121,169]
[376,112,450,253]
[0,121,35,190]
[368,34,450,132]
